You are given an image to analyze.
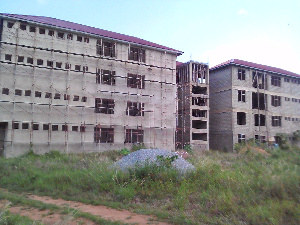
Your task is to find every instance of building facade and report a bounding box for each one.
[176,61,209,150]
[0,13,182,157]
[209,59,300,151]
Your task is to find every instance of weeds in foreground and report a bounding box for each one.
[0,146,299,225]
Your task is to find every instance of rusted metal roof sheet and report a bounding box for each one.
[0,13,183,55]
[211,59,300,78]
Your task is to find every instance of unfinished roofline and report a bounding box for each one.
[210,62,300,79]
[0,14,183,56]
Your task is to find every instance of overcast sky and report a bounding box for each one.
[1,0,300,74]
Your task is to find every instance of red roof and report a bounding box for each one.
[0,13,183,55]
[210,59,300,78]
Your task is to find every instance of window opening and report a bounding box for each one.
[25,90,31,96]
[15,89,22,96]
[17,56,24,62]
[254,114,266,126]
[2,88,9,95]
[271,76,281,87]
[238,90,246,102]
[94,126,114,143]
[5,54,12,61]
[29,26,36,32]
[272,116,282,127]
[271,95,281,107]
[126,102,144,116]
[237,112,246,125]
[95,98,114,114]
[125,129,143,143]
[238,69,246,80]
[127,73,145,89]
[129,46,145,62]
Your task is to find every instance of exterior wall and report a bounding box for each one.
[210,64,300,151]
[209,66,233,150]
[0,19,178,157]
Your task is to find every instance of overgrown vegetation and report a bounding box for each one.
[0,144,299,225]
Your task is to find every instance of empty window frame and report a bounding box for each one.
[32,123,39,130]
[64,94,70,100]
[238,68,246,80]
[22,123,29,130]
[192,109,207,117]
[54,93,61,99]
[25,90,31,96]
[127,73,145,89]
[27,57,34,64]
[238,134,246,143]
[67,34,73,40]
[255,135,266,143]
[96,40,116,57]
[15,89,22,96]
[57,32,64,39]
[35,91,42,98]
[20,24,27,30]
[45,92,52,98]
[192,86,207,94]
[77,35,82,42]
[192,97,207,106]
[37,59,43,65]
[252,92,267,110]
[29,26,36,32]
[13,122,19,129]
[271,76,281,87]
[94,126,114,143]
[252,72,266,89]
[7,22,14,28]
[80,125,85,132]
[75,65,81,71]
[52,125,59,131]
[96,69,116,85]
[43,124,49,130]
[237,112,246,125]
[126,102,144,116]
[129,46,146,62]
[48,30,54,36]
[238,90,246,102]
[2,88,9,95]
[254,114,266,126]
[47,60,54,68]
[271,95,281,107]
[84,37,89,43]
[56,62,62,68]
[125,129,144,143]
[95,98,114,114]
[284,78,290,82]
[73,95,79,101]
[72,126,78,132]
[17,56,24,62]
[39,28,45,34]
[83,66,88,73]
[81,96,87,102]
[62,124,68,131]
[65,63,71,70]
[5,54,12,61]
[272,116,282,127]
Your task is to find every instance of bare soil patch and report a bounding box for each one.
[0,200,95,225]
[28,195,171,225]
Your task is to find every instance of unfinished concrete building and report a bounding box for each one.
[0,13,183,157]
[209,59,300,151]
[176,61,209,150]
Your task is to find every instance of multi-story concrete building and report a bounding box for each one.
[0,13,183,157]
[176,61,209,150]
[209,59,300,151]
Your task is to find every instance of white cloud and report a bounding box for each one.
[238,9,248,15]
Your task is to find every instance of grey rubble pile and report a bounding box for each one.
[113,149,195,173]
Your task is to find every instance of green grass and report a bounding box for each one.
[0,146,299,225]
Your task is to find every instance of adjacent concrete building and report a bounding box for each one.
[0,13,183,157]
[209,59,300,151]
[176,61,209,150]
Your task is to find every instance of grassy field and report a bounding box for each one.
[0,143,299,225]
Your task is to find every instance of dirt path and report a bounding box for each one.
[0,200,96,225]
[0,189,172,225]
[28,195,171,225]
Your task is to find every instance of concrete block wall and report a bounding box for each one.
[0,18,178,157]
